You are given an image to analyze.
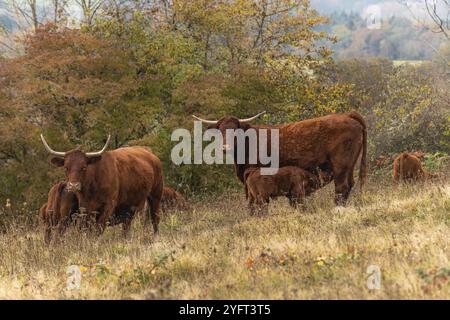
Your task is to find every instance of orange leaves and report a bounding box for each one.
[245,248,295,271]
[417,267,450,293]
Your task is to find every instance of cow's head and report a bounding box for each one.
[192,112,265,151]
[411,150,425,160]
[40,135,110,192]
[375,154,389,168]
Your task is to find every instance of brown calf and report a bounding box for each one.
[392,152,426,185]
[244,166,320,215]
[161,186,190,213]
[39,181,78,244]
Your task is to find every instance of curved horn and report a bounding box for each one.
[192,115,218,125]
[239,111,266,123]
[86,135,111,158]
[40,134,66,158]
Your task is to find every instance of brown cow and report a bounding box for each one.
[161,186,190,213]
[40,182,148,242]
[40,135,163,235]
[39,181,78,244]
[244,166,320,215]
[392,151,429,185]
[193,111,367,205]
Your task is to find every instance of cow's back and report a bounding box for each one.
[277,113,365,169]
[109,146,163,208]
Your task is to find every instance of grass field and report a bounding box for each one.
[0,175,449,299]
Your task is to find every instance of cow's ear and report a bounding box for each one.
[240,123,251,131]
[87,156,102,165]
[50,157,64,167]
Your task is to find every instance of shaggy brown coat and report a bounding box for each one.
[244,166,320,215]
[392,152,431,185]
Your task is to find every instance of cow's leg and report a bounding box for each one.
[44,226,52,245]
[254,194,263,216]
[288,196,298,208]
[56,196,75,238]
[56,218,70,239]
[262,198,269,215]
[346,168,355,193]
[289,195,305,209]
[77,203,94,231]
[330,137,361,205]
[122,215,132,238]
[142,200,151,228]
[256,194,269,216]
[392,158,400,188]
[96,202,115,235]
[248,192,255,216]
[148,197,161,235]
[333,170,351,206]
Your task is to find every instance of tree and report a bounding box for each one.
[424,0,450,40]
[75,0,105,27]
[0,1,348,208]
[11,0,40,31]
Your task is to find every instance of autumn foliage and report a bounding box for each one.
[0,0,448,217]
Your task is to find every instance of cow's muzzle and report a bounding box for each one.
[66,182,81,192]
[222,144,231,151]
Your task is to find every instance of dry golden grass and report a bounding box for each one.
[0,177,449,299]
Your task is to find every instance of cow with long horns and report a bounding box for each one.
[192,111,367,205]
[40,135,163,235]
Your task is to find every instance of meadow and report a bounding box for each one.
[0,173,449,299]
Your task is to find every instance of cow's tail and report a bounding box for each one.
[399,153,405,181]
[348,111,367,191]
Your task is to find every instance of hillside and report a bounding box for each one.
[323,13,446,60]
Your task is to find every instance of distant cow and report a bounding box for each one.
[393,152,426,185]
[161,186,190,213]
[39,181,78,244]
[40,135,163,235]
[193,111,367,205]
[244,166,320,215]
[392,151,439,186]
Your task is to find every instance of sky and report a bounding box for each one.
[310,0,441,21]
[0,0,444,30]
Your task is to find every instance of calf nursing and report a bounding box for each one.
[244,166,320,215]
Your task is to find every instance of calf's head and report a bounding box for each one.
[41,135,110,192]
[192,111,265,151]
